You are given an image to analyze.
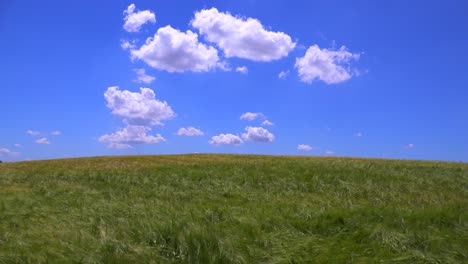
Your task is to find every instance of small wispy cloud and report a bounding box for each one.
[354,132,363,137]
[27,130,40,136]
[36,137,51,145]
[177,127,204,136]
[51,131,61,136]
[297,144,313,151]
[278,70,289,79]
[134,68,156,84]
[240,112,264,121]
[0,147,20,157]
[325,150,334,155]
[262,120,274,126]
[404,143,415,149]
[235,66,248,74]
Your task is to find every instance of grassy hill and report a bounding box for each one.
[0,154,467,263]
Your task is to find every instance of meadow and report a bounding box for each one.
[0,154,466,263]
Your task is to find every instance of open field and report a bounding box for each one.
[0,154,467,263]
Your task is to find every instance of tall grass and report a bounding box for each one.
[0,155,466,263]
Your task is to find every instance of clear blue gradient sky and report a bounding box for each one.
[1,0,467,162]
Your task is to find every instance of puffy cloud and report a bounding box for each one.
[242,126,275,143]
[236,66,248,74]
[134,68,156,84]
[209,134,243,146]
[297,144,313,151]
[240,112,263,121]
[123,4,156,33]
[104,86,175,126]
[278,70,289,79]
[262,120,274,126]
[404,143,415,149]
[131,25,220,72]
[27,130,40,136]
[177,127,204,136]
[295,45,359,84]
[0,148,19,157]
[36,137,50,145]
[51,131,61,136]
[99,125,165,149]
[191,8,296,61]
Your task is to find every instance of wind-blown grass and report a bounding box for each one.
[0,154,466,263]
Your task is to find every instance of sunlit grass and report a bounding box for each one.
[0,154,467,263]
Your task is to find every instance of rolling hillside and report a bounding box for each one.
[0,155,467,263]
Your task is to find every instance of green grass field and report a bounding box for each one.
[0,155,467,263]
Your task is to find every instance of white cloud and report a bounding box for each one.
[51,131,61,136]
[295,45,359,84]
[209,134,243,146]
[99,125,165,149]
[242,126,275,143]
[121,40,136,50]
[134,68,156,84]
[0,148,19,157]
[354,132,363,137]
[104,86,175,126]
[177,127,204,136]
[123,4,156,33]
[130,25,220,73]
[325,150,334,155]
[107,143,132,149]
[191,8,296,61]
[404,143,415,149]
[278,70,289,79]
[14,144,22,148]
[236,66,248,74]
[36,137,50,145]
[297,144,313,151]
[262,120,274,126]
[27,130,40,136]
[240,112,263,121]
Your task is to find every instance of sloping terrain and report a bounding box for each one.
[0,155,467,263]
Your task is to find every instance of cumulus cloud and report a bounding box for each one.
[297,144,313,151]
[130,25,220,73]
[27,130,40,136]
[99,125,165,149]
[36,137,50,145]
[123,4,156,33]
[278,70,290,79]
[104,86,175,126]
[134,68,156,84]
[295,45,359,84]
[209,134,243,146]
[262,120,274,126]
[240,112,263,121]
[236,66,248,74]
[51,131,61,136]
[242,126,275,143]
[0,148,19,157]
[177,127,204,136]
[191,8,296,61]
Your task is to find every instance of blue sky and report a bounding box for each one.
[1,0,467,162]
